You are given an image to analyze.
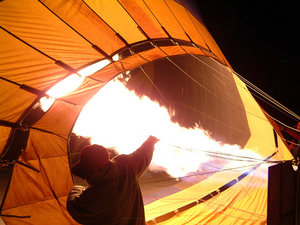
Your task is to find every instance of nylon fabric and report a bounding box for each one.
[0,0,101,68]
[60,79,106,106]
[41,0,125,55]
[1,131,75,225]
[2,196,78,225]
[0,81,36,123]
[33,101,81,139]
[84,0,146,44]
[163,0,208,48]
[0,127,11,155]
[118,0,168,39]
[143,0,190,41]
[0,1,294,224]
[0,30,67,90]
[155,165,269,225]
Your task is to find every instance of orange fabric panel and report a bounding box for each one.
[84,0,145,44]
[0,80,36,123]
[2,159,73,213]
[90,62,121,81]
[41,0,124,55]
[143,0,190,41]
[34,101,81,139]
[164,0,208,49]
[180,46,206,56]
[60,78,106,106]
[159,45,186,56]
[2,196,78,225]
[2,131,75,224]
[118,0,168,39]
[2,161,54,210]
[0,0,101,68]
[0,30,67,90]
[0,126,11,154]
[19,129,68,161]
[119,54,148,71]
[138,47,167,62]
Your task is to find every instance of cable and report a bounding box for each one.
[233,71,300,121]
[141,163,264,184]
[189,54,300,126]
[169,144,285,164]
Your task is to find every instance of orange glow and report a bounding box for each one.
[40,74,84,111]
[77,59,110,77]
[40,59,110,111]
[73,77,264,178]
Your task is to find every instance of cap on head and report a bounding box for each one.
[71,144,110,179]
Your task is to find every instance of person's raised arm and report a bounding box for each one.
[128,135,159,177]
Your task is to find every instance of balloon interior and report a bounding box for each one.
[0,1,295,224]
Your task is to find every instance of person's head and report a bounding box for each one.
[71,144,110,180]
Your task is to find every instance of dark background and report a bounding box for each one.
[193,1,299,126]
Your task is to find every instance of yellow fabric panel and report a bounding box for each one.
[143,0,189,41]
[34,101,81,139]
[2,196,78,225]
[232,72,292,160]
[0,80,36,123]
[118,0,168,39]
[0,0,101,68]
[40,0,124,55]
[164,0,208,49]
[145,164,254,221]
[274,131,293,160]
[84,0,145,44]
[155,165,269,225]
[0,30,67,90]
[0,126,10,154]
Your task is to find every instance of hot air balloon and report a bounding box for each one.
[0,0,297,224]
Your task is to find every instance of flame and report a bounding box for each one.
[73,77,264,178]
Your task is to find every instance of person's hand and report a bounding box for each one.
[147,135,159,144]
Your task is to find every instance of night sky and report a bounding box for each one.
[195,1,298,126]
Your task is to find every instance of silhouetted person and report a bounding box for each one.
[67,136,159,225]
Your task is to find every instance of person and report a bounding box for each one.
[66,135,159,225]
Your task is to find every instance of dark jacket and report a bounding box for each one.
[67,137,157,225]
